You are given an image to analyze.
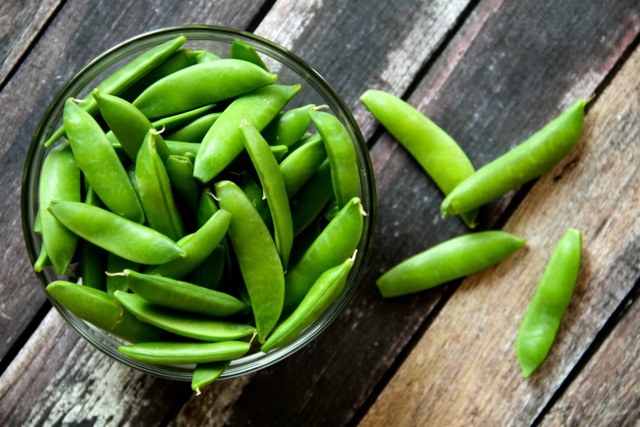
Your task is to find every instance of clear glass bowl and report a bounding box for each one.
[21,26,376,380]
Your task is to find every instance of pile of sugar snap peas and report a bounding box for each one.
[361,90,585,378]
[35,35,366,392]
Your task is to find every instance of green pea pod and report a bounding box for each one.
[186,245,226,290]
[290,159,333,236]
[262,255,355,352]
[33,245,51,272]
[146,210,231,279]
[197,188,219,227]
[118,341,250,365]
[123,269,248,317]
[64,99,144,223]
[516,228,582,378]
[136,130,185,241]
[192,361,230,393]
[165,155,199,229]
[284,197,364,313]
[215,180,285,343]
[133,59,278,118]
[240,121,294,268]
[163,141,200,157]
[45,36,186,147]
[151,104,217,132]
[114,291,255,342]
[239,171,272,229]
[193,84,301,183]
[106,252,138,294]
[230,39,268,70]
[308,109,360,209]
[271,145,288,162]
[360,90,478,228]
[79,186,108,290]
[279,133,326,197]
[47,201,185,265]
[195,49,221,63]
[377,231,526,298]
[165,113,221,143]
[441,99,587,218]
[46,281,172,343]
[262,104,315,147]
[38,142,81,275]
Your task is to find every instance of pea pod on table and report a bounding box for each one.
[516,228,582,378]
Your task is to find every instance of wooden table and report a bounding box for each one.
[1,1,639,425]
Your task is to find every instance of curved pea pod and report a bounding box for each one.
[238,171,272,228]
[279,133,326,197]
[230,39,268,70]
[64,99,144,223]
[47,201,185,265]
[38,142,81,275]
[79,186,108,290]
[118,341,250,365]
[284,197,364,313]
[114,292,255,342]
[240,121,293,268]
[262,255,355,352]
[516,229,582,378]
[193,84,301,183]
[441,99,587,218]
[192,361,230,394]
[360,90,478,228]
[123,269,248,317]
[215,180,285,343]
[136,130,185,241]
[46,281,172,343]
[165,155,199,229]
[165,141,201,157]
[165,112,221,143]
[133,59,278,118]
[151,104,217,133]
[309,109,360,209]
[44,36,186,147]
[262,104,315,147]
[290,159,333,236]
[377,231,526,298]
[33,245,51,272]
[145,210,231,279]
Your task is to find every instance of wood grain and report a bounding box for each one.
[360,40,640,426]
[0,0,62,86]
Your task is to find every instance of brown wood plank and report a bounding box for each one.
[540,293,640,426]
[0,0,269,365]
[0,0,62,86]
[360,40,640,426]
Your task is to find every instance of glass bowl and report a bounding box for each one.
[21,26,376,380]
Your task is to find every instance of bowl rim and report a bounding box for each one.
[21,25,376,381]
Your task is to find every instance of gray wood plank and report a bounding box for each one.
[0,0,62,86]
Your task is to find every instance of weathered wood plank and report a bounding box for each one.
[0,0,270,364]
[0,0,62,86]
[360,40,640,426]
[540,293,640,426]
[170,1,639,426]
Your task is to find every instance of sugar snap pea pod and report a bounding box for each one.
[186,245,226,290]
[271,145,288,162]
[377,231,525,298]
[118,341,250,365]
[239,171,272,229]
[80,186,107,290]
[64,99,144,222]
[240,121,293,268]
[38,142,81,275]
[44,36,186,147]
[290,159,333,236]
[133,59,279,118]
[442,99,587,218]
[360,90,478,228]
[48,201,185,264]
[308,109,360,209]
[215,180,285,342]
[123,269,248,317]
[197,188,218,226]
[195,49,221,63]
[46,281,173,343]
[146,210,231,279]
[263,254,355,352]
[166,155,199,229]
[230,39,268,70]
[193,84,301,183]
[162,141,200,157]
[284,197,364,313]
[33,245,51,272]
[114,291,255,341]
[106,253,137,294]
[121,48,200,101]
[192,361,230,394]
[263,104,315,147]
[151,104,217,132]
[136,130,185,241]
[279,133,326,197]
[165,113,221,143]
[516,229,582,378]
[95,89,170,162]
